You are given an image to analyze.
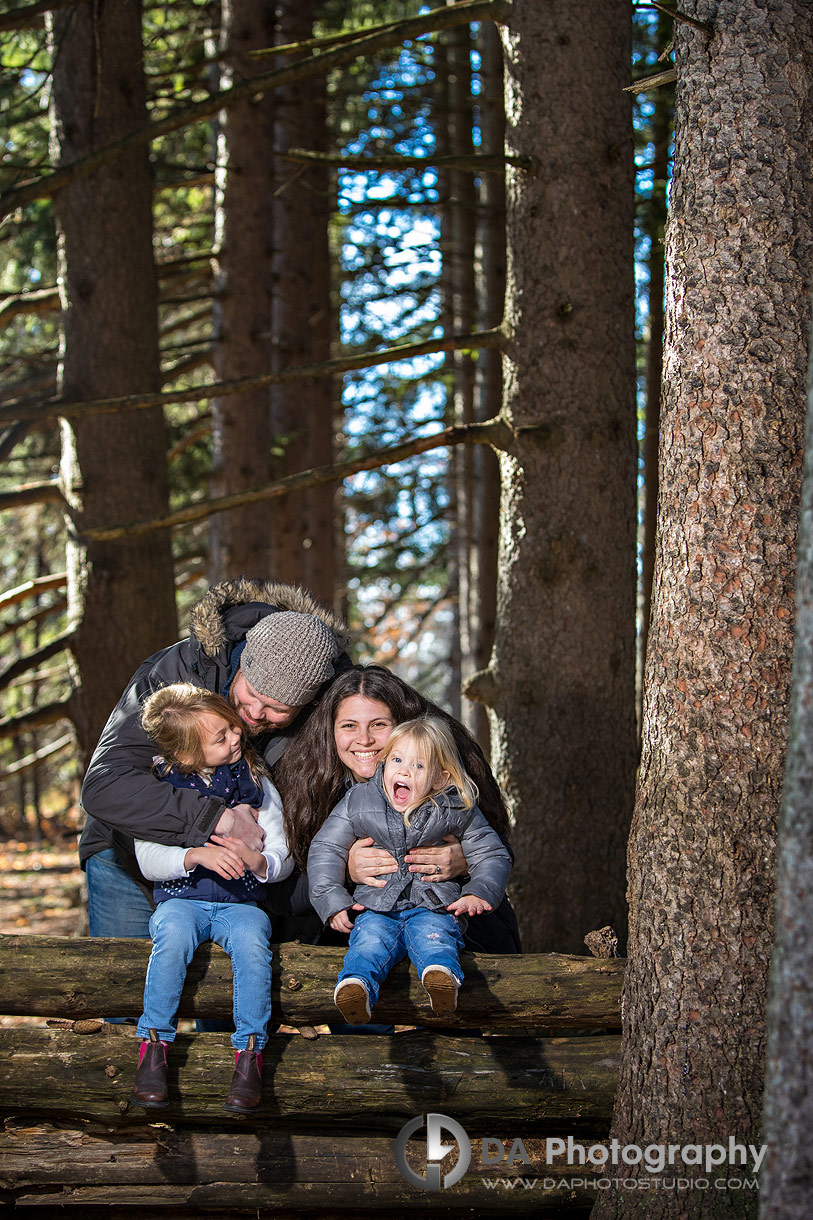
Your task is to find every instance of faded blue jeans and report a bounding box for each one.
[338,906,464,1007]
[86,848,234,1033]
[138,899,272,1051]
[86,848,154,939]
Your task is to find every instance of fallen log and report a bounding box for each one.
[0,1120,603,1215]
[0,1026,618,1131]
[0,935,623,1029]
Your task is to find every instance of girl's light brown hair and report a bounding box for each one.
[380,715,478,818]
[140,683,265,778]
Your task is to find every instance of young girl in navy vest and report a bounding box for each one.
[130,684,292,1115]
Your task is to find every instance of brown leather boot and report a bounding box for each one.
[224,1034,263,1115]
[131,1029,169,1109]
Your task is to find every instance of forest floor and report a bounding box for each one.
[0,832,86,1028]
[0,834,85,938]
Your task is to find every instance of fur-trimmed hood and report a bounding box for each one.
[190,578,350,659]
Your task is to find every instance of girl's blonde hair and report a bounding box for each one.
[380,716,478,817]
[140,683,265,778]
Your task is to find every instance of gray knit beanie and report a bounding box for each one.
[240,611,341,706]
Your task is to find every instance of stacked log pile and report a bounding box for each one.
[0,936,624,1216]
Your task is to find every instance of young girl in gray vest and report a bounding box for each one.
[129,684,292,1114]
[307,716,512,1022]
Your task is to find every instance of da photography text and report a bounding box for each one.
[393,1114,766,1192]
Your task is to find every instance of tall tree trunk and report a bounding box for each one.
[596,5,813,1218]
[209,0,277,580]
[446,17,477,725]
[638,14,672,730]
[465,18,504,758]
[269,0,335,605]
[49,0,177,765]
[760,318,813,1220]
[467,0,637,954]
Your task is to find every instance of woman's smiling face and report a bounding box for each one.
[333,695,395,782]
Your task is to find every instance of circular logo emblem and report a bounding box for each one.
[394,1112,471,1190]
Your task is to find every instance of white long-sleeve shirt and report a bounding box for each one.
[135,777,293,886]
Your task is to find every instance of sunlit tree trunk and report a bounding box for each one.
[209,0,276,580]
[468,0,637,954]
[49,0,177,764]
[638,13,672,727]
[269,0,335,604]
[465,18,504,758]
[446,17,477,724]
[596,4,812,1217]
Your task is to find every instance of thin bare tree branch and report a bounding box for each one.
[1,732,74,777]
[0,631,75,694]
[282,148,534,174]
[0,480,65,512]
[0,698,73,741]
[167,416,212,462]
[0,0,512,220]
[0,597,67,643]
[0,0,75,33]
[0,327,504,427]
[0,421,38,462]
[644,2,713,33]
[624,68,677,92]
[250,11,429,59]
[82,416,512,543]
[0,573,67,611]
[0,287,59,327]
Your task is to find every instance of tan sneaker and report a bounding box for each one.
[334,978,372,1023]
[422,966,459,1015]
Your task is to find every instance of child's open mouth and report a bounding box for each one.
[392,781,411,804]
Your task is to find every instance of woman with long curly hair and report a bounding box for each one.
[270,665,520,953]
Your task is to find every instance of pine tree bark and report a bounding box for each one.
[759,333,813,1219]
[49,0,177,763]
[638,14,672,725]
[209,0,277,579]
[269,0,335,605]
[465,18,504,758]
[469,0,637,953]
[445,17,478,724]
[595,5,813,1218]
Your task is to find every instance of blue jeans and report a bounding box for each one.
[138,900,272,1051]
[86,848,154,938]
[338,907,464,1007]
[86,848,234,1033]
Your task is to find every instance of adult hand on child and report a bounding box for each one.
[214,802,265,851]
[185,842,247,880]
[348,837,397,887]
[447,893,493,917]
[405,834,466,880]
[210,833,266,879]
[329,904,366,934]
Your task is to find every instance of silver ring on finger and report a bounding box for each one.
[435,864,442,874]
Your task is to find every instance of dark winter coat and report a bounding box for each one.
[307,765,513,925]
[79,578,348,885]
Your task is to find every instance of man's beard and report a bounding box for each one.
[242,719,265,738]
[228,692,265,738]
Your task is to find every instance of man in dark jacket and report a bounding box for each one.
[80,578,349,940]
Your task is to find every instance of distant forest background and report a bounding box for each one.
[0,0,669,858]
